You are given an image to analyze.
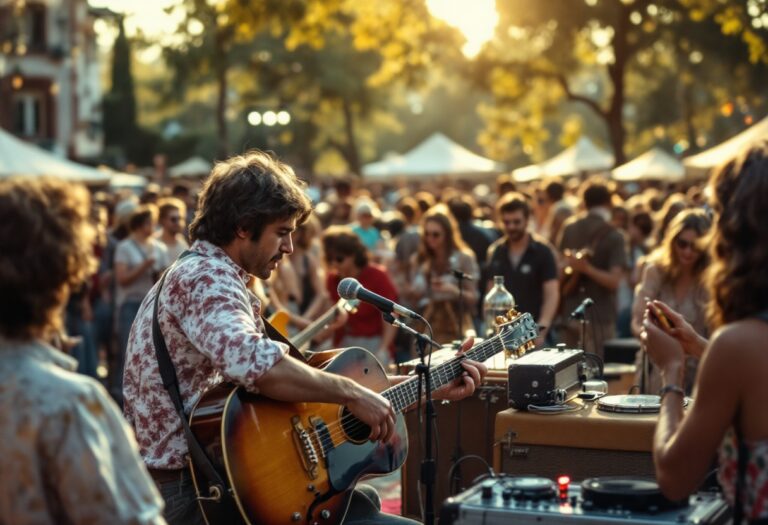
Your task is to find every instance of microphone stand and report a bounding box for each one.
[569,308,589,352]
[449,269,466,495]
[383,313,440,525]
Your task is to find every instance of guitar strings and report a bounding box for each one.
[300,334,519,447]
[303,332,523,446]
[303,320,534,447]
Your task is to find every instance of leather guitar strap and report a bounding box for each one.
[150,251,231,504]
[261,315,308,363]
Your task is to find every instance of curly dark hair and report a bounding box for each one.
[321,226,369,268]
[0,178,96,340]
[705,141,768,328]
[189,150,312,246]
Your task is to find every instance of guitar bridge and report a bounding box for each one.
[291,416,319,479]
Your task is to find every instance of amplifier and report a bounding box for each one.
[439,475,730,524]
[493,399,658,481]
[507,347,585,409]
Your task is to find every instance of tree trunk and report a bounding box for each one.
[341,99,361,177]
[606,5,630,166]
[215,30,229,159]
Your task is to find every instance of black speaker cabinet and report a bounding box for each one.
[400,370,508,520]
[493,399,657,482]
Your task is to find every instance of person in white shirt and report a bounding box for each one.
[154,197,189,262]
[0,177,165,525]
[114,204,169,400]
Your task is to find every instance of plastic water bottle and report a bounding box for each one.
[483,275,515,337]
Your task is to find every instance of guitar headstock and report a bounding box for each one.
[496,310,539,358]
[341,299,360,314]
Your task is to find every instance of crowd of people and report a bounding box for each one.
[61,153,717,386]
[1,140,766,524]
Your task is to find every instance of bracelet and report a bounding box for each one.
[658,384,685,400]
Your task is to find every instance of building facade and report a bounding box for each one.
[0,0,106,160]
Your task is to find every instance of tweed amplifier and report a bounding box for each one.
[507,347,585,409]
[493,399,658,481]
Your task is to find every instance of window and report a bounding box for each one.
[12,92,46,138]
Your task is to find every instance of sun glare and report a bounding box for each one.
[427,0,499,57]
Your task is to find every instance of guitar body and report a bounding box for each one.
[189,347,409,525]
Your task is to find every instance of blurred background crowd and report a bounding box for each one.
[67,169,713,401]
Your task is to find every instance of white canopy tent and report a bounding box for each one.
[612,147,684,182]
[109,172,148,190]
[362,132,504,180]
[0,127,111,185]
[512,136,615,182]
[684,115,768,176]
[169,156,212,178]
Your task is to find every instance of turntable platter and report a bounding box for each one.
[581,476,686,512]
[597,394,663,413]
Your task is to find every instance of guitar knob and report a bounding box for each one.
[291,512,301,521]
[320,509,331,519]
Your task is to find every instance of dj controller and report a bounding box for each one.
[439,476,731,524]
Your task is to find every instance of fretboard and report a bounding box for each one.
[382,316,532,413]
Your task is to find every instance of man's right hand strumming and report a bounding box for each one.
[346,385,397,444]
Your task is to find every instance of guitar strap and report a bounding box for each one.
[261,315,308,363]
[150,251,234,511]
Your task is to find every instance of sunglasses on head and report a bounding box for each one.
[674,238,698,251]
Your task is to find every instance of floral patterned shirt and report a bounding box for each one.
[0,338,165,525]
[718,428,768,519]
[123,240,288,469]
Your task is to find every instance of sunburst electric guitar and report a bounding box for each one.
[188,310,538,525]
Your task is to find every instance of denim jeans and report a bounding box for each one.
[155,471,206,525]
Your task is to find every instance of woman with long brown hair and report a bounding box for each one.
[631,208,711,393]
[407,204,479,344]
[643,142,768,522]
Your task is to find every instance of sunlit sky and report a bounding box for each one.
[91,0,499,59]
[426,0,499,57]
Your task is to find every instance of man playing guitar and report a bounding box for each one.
[122,150,487,525]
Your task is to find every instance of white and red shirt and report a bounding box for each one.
[123,240,288,469]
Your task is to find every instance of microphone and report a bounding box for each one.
[337,277,419,320]
[449,253,473,281]
[451,269,474,281]
[570,297,594,319]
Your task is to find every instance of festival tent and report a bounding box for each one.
[684,115,768,176]
[512,136,615,182]
[362,132,504,180]
[109,172,148,190]
[611,147,684,182]
[169,156,212,178]
[0,126,110,184]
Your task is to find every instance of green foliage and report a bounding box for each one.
[474,0,768,168]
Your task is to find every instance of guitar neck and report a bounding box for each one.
[382,316,533,413]
[290,303,341,350]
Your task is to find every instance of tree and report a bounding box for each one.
[103,16,137,158]
[473,0,767,166]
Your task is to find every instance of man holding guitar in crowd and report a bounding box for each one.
[122,150,488,525]
[557,178,627,358]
